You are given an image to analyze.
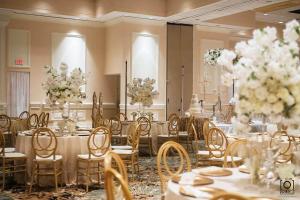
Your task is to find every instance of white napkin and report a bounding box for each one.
[181,186,212,198]
[179,173,195,185]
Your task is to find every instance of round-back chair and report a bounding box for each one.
[206,127,228,158]
[0,115,11,132]
[137,117,151,137]
[19,111,30,120]
[157,141,191,194]
[38,112,46,128]
[87,126,111,159]
[270,130,295,163]
[28,114,39,129]
[168,114,180,137]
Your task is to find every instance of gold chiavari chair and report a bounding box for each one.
[223,139,247,168]
[203,119,216,146]
[157,141,191,196]
[110,117,124,145]
[270,130,295,163]
[112,124,141,179]
[104,151,132,200]
[104,168,133,200]
[19,111,30,120]
[137,116,153,156]
[196,127,229,167]
[178,116,195,152]
[38,112,46,128]
[76,126,111,191]
[0,130,27,191]
[27,114,39,129]
[211,192,250,200]
[43,113,50,127]
[116,112,128,122]
[29,128,63,193]
[0,115,12,147]
[157,113,180,148]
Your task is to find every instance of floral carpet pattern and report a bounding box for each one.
[1,156,162,200]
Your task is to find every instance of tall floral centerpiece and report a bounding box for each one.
[43,63,85,133]
[217,20,300,136]
[127,78,159,118]
[204,48,223,66]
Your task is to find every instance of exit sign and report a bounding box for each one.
[15,58,23,65]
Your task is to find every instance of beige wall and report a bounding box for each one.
[5,19,119,119]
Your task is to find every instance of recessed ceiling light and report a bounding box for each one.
[263,13,269,16]
[278,21,284,24]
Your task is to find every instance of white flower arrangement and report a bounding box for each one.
[43,63,86,105]
[127,78,159,107]
[204,48,223,66]
[217,20,300,133]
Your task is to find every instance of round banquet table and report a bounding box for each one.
[165,167,300,200]
[121,121,169,153]
[16,132,104,186]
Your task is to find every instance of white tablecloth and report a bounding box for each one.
[165,167,300,200]
[16,132,104,185]
[121,121,169,153]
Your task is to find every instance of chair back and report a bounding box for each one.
[31,128,58,159]
[19,111,30,120]
[38,112,46,127]
[168,114,180,137]
[43,113,50,127]
[0,130,5,157]
[117,113,128,121]
[157,141,191,194]
[207,127,228,158]
[186,116,196,138]
[270,130,295,163]
[203,119,216,146]
[0,114,11,132]
[127,124,141,151]
[110,117,122,136]
[211,192,249,200]
[88,126,111,158]
[104,168,132,200]
[223,139,247,168]
[104,151,128,183]
[28,114,39,129]
[137,117,151,137]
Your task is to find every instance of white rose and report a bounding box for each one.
[267,94,277,104]
[255,87,268,101]
[272,101,284,114]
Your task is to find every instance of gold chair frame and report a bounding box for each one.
[117,112,128,121]
[38,112,46,128]
[0,130,27,191]
[137,117,153,156]
[157,141,191,195]
[29,128,63,193]
[270,130,295,163]
[28,114,39,129]
[76,126,111,191]
[223,139,247,168]
[110,117,123,145]
[104,151,128,183]
[211,192,250,200]
[19,111,30,120]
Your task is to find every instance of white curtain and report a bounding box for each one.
[7,71,30,117]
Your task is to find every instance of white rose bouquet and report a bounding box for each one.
[127,78,159,107]
[43,63,86,105]
[217,20,300,134]
[204,48,223,66]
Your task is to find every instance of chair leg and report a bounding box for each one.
[76,159,79,187]
[1,166,5,191]
[97,162,101,185]
[37,163,40,188]
[53,161,58,193]
[29,162,35,194]
[86,161,90,192]
[148,139,153,157]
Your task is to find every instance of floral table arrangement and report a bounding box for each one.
[204,48,223,66]
[43,63,85,133]
[217,20,300,185]
[127,78,159,119]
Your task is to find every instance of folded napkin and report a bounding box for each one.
[180,186,212,198]
[179,173,195,185]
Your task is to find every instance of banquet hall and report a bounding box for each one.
[1,0,300,199]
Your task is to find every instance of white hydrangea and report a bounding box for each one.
[217,20,300,134]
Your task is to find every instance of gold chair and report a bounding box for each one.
[0,130,27,191]
[104,168,133,200]
[116,112,128,122]
[178,116,195,152]
[110,117,124,145]
[211,192,250,200]
[27,114,39,129]
[76,126,111,191]
[196,127,230,166]
[104,151,128,183]
[29,128,63,193]
[203,119,216,146]
[19,111,30,120]
[270,130,295,163]
[157,114,180,148]
[0,115,12,147]
[157,141,191,195]
[43,113,50,127]
[137,116,153,156]
[37,112,46,128]
[223,139,247,168]
[112,124,141,178]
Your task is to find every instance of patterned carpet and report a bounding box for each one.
[1,156,162,200]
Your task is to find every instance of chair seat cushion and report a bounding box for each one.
[112,149,137,155]
[111,145,132,150]
[179,131,188,136]
[4,152,26,158]
[198,156,242,162]
[5,147,16,153]
[197,150,222,158]
[112,135,127,138]
[35,155,62,161]
[77,154,105,160]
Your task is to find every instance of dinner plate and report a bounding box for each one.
[171,175,214,186]
[199,168,232,177]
